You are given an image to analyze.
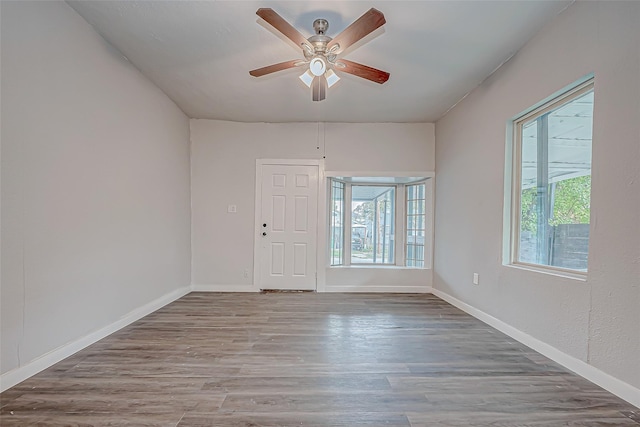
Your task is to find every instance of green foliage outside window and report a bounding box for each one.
[521,175,591,232]
[352,201,374,225]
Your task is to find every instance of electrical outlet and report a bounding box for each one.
[473,273,479,285]
[243,269,249,279]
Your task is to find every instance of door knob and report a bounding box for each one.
[263,223,267,227]
[262,232,267,236]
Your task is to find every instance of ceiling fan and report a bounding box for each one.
[249,8,390,101]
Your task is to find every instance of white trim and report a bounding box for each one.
[326,179,346,270]
[343,183,352,265]
[506,262,587,281]
[316,162,327,292]
[395,183,406,266]
[253,161,263,291]
[502,120,516,265]
[326,171,435,178]
[431,288,640,409]
[191,283,257,293]
[514,77,595,124]
[325,285,432,294]
[0,285,191,392]
[328,265,429,271]
[424,178,435,270]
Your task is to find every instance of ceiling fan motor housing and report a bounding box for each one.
[307,34,332,55]
[307,18,333,59]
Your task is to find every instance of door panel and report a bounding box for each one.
[293,243,309,276]
[258,164,318,290]
[272,196,286,231]
[270,243,285,276]
[294,196,308,231]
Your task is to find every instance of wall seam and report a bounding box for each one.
[585,1,602,367]
[18,128,25,369]
[189,120,194,288]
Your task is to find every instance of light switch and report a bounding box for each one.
[227,204,237,213]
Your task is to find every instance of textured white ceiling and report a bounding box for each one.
[67,1,571,123]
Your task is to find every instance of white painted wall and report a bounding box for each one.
[191,120,434,292]
[434,0,640,403]
[1,1,191,381]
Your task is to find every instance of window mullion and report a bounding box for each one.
[344,183,352,266]
[395,184,405,266]
[536,114,550,265]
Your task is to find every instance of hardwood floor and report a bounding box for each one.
[1,292,638,426]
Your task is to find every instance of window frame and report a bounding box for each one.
[329,179,345,266]
[405,182,427,268]
[505,77,594,279]
[327,174,433,269]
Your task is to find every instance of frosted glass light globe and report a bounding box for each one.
[309,57,326,77]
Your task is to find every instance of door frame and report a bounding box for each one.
[253,159,326,291]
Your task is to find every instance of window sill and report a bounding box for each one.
[330,265,430,270]
[505,263,587,281]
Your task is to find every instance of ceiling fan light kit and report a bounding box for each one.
[250,8,390,101]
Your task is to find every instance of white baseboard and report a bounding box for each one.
[0,285,191,393]
[431,288,640,409]
[191,284,433,294]
[191,283,257,292]
[324,285,433,294]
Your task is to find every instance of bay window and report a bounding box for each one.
[329,177,431,268]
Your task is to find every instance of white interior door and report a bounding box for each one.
[257,163,318,290]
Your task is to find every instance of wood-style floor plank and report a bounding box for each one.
[1,292,638,426]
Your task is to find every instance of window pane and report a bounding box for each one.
[406,183,426,268]
[517,87,593,271]
[407,215,416,231]
[407,200,425,215]
[407,185,417,200]
[351,186,395,264]
[329,180,344,266]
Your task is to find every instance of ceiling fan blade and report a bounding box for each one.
[249,60,304,77]
[312,76,327,101]
[335,59,390,84]
[328,8,385,54]
[256,8,310,49]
